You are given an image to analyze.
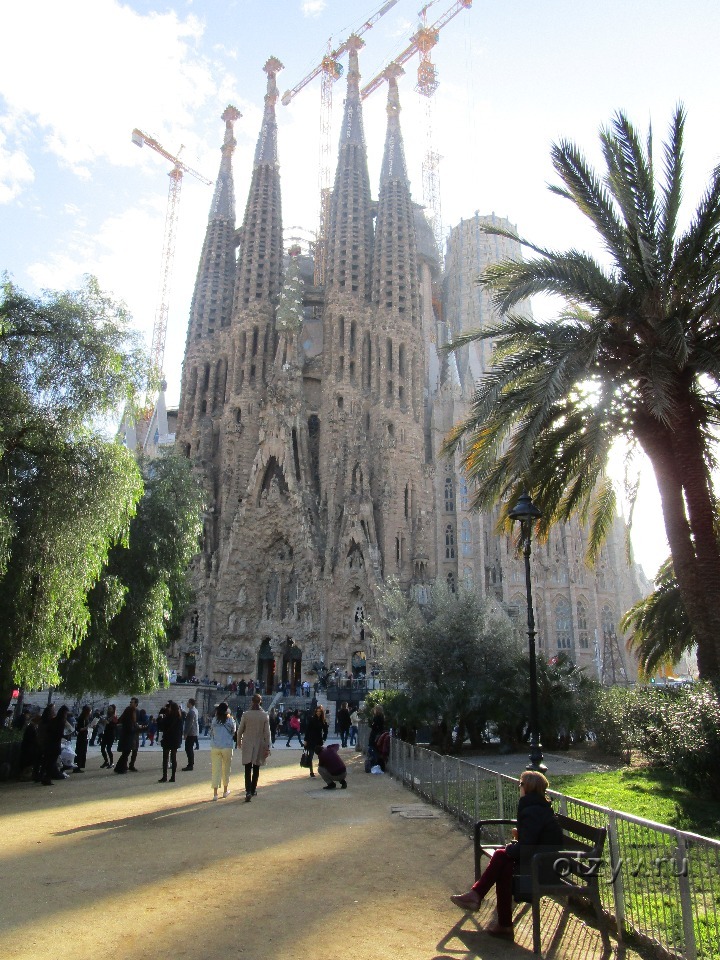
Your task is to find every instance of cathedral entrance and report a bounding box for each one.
[281,638,302,694]
[258,638,275,695]
[184,654,196,680]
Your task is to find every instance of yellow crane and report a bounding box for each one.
[361,0,473,258]
[281,0,400,284]
[131,128,212,375]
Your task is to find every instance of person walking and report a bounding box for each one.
[349,707,359,746]
[337,702,351,748]
[157,701,183,783]
[182,698,199,771]
[74,705,92,770]
[285,710,303,747]
[209,701,236,800]
[114,702,137,774]
[99,704,117,769]
[236,693,271,802]
[268,707,279,746]
[303,704,328,779]
[128,698,143,770]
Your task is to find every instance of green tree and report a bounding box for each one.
[445,108,720,680]
[0,277,148,709]
[376,581,521,752]
[60,451,205,696]
[620,557,694,676]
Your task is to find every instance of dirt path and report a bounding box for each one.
[1,745,639,960]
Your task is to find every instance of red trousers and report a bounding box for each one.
[471,847,514,927]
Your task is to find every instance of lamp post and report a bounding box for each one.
[509,490,546,773]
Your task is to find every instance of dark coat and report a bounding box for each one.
[505,792,563,863]
[159,712,183,749]
[305,713,328,749]
[337,707,351,732]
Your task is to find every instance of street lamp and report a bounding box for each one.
[509,490,546,773]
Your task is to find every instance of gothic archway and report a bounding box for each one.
[257,637,276,695]
[280,637,302,694]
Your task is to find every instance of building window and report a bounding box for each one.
[460,518,472,556]
[556,597,572,649]
[445,524,455,559]
[576,602,589,649]
[444,477,455,512]
[447,572,456,593]
[459,478,469,510]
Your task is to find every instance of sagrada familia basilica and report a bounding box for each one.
[167,40,649,692]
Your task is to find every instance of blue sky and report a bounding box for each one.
[3,0,720,578]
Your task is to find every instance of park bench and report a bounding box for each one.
[473,813,610,955]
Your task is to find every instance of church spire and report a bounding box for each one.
[372,66,419,324]
[184,104,241,344]
[324,36,374,299]
[236,57,284,307]
[209,104,241,222]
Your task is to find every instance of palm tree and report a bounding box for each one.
[444,108,720,680]
[620,558,694,676]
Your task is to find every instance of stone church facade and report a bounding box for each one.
[171,47,648,691]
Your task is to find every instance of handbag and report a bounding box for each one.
[300,751,311,768]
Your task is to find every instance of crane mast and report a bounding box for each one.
[281,0,400,284]
[131,128,212,375]
[360,0,472,259]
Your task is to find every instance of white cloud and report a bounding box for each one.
[0,0,229,184]
[0,140,34,204]
[302,1,327,17]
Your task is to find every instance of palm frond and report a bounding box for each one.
[657,105,685,275]
[587,476,617,564]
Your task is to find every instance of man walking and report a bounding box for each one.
[182,698,199,771]
[128,697,142,772]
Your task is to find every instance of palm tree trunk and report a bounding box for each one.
[637,416,720,680]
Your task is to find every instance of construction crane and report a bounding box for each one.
[281,0,400,284]
[131,128,212,375]
[361,0,473,258]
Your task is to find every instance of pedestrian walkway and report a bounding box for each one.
[0,748,638,960]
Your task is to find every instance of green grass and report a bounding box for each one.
[550,767,720,838]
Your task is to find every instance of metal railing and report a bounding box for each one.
[368,733,720,960]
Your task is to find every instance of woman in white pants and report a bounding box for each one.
[210,702,236,799]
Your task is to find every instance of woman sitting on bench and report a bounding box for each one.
[450,770,563,939]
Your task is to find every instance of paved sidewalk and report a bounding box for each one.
[1,747,639,960]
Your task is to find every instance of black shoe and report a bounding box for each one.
[181,766,193,771]
[158,777,167,783]
[323,783,337,790]
[100,762,109,769]
[41,779,53,786]
[169,775,176,782]
[245,793,252,802]
[309,772,316,777]
[340,780,347,789]
[128,766,138,772]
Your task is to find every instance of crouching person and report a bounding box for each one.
[316,742,347,790]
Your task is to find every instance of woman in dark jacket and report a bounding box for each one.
[368,704,385,750]
[303,705,328,778]
[114,703,137,774]
[40,705,69,785]
[450,771,563,939]
[74,705,92,770]
[158,701,183,782]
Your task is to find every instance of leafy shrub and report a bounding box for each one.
[661,683,720,794]
[586,685,635,760]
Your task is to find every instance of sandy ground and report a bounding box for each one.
[0,742,642,960]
